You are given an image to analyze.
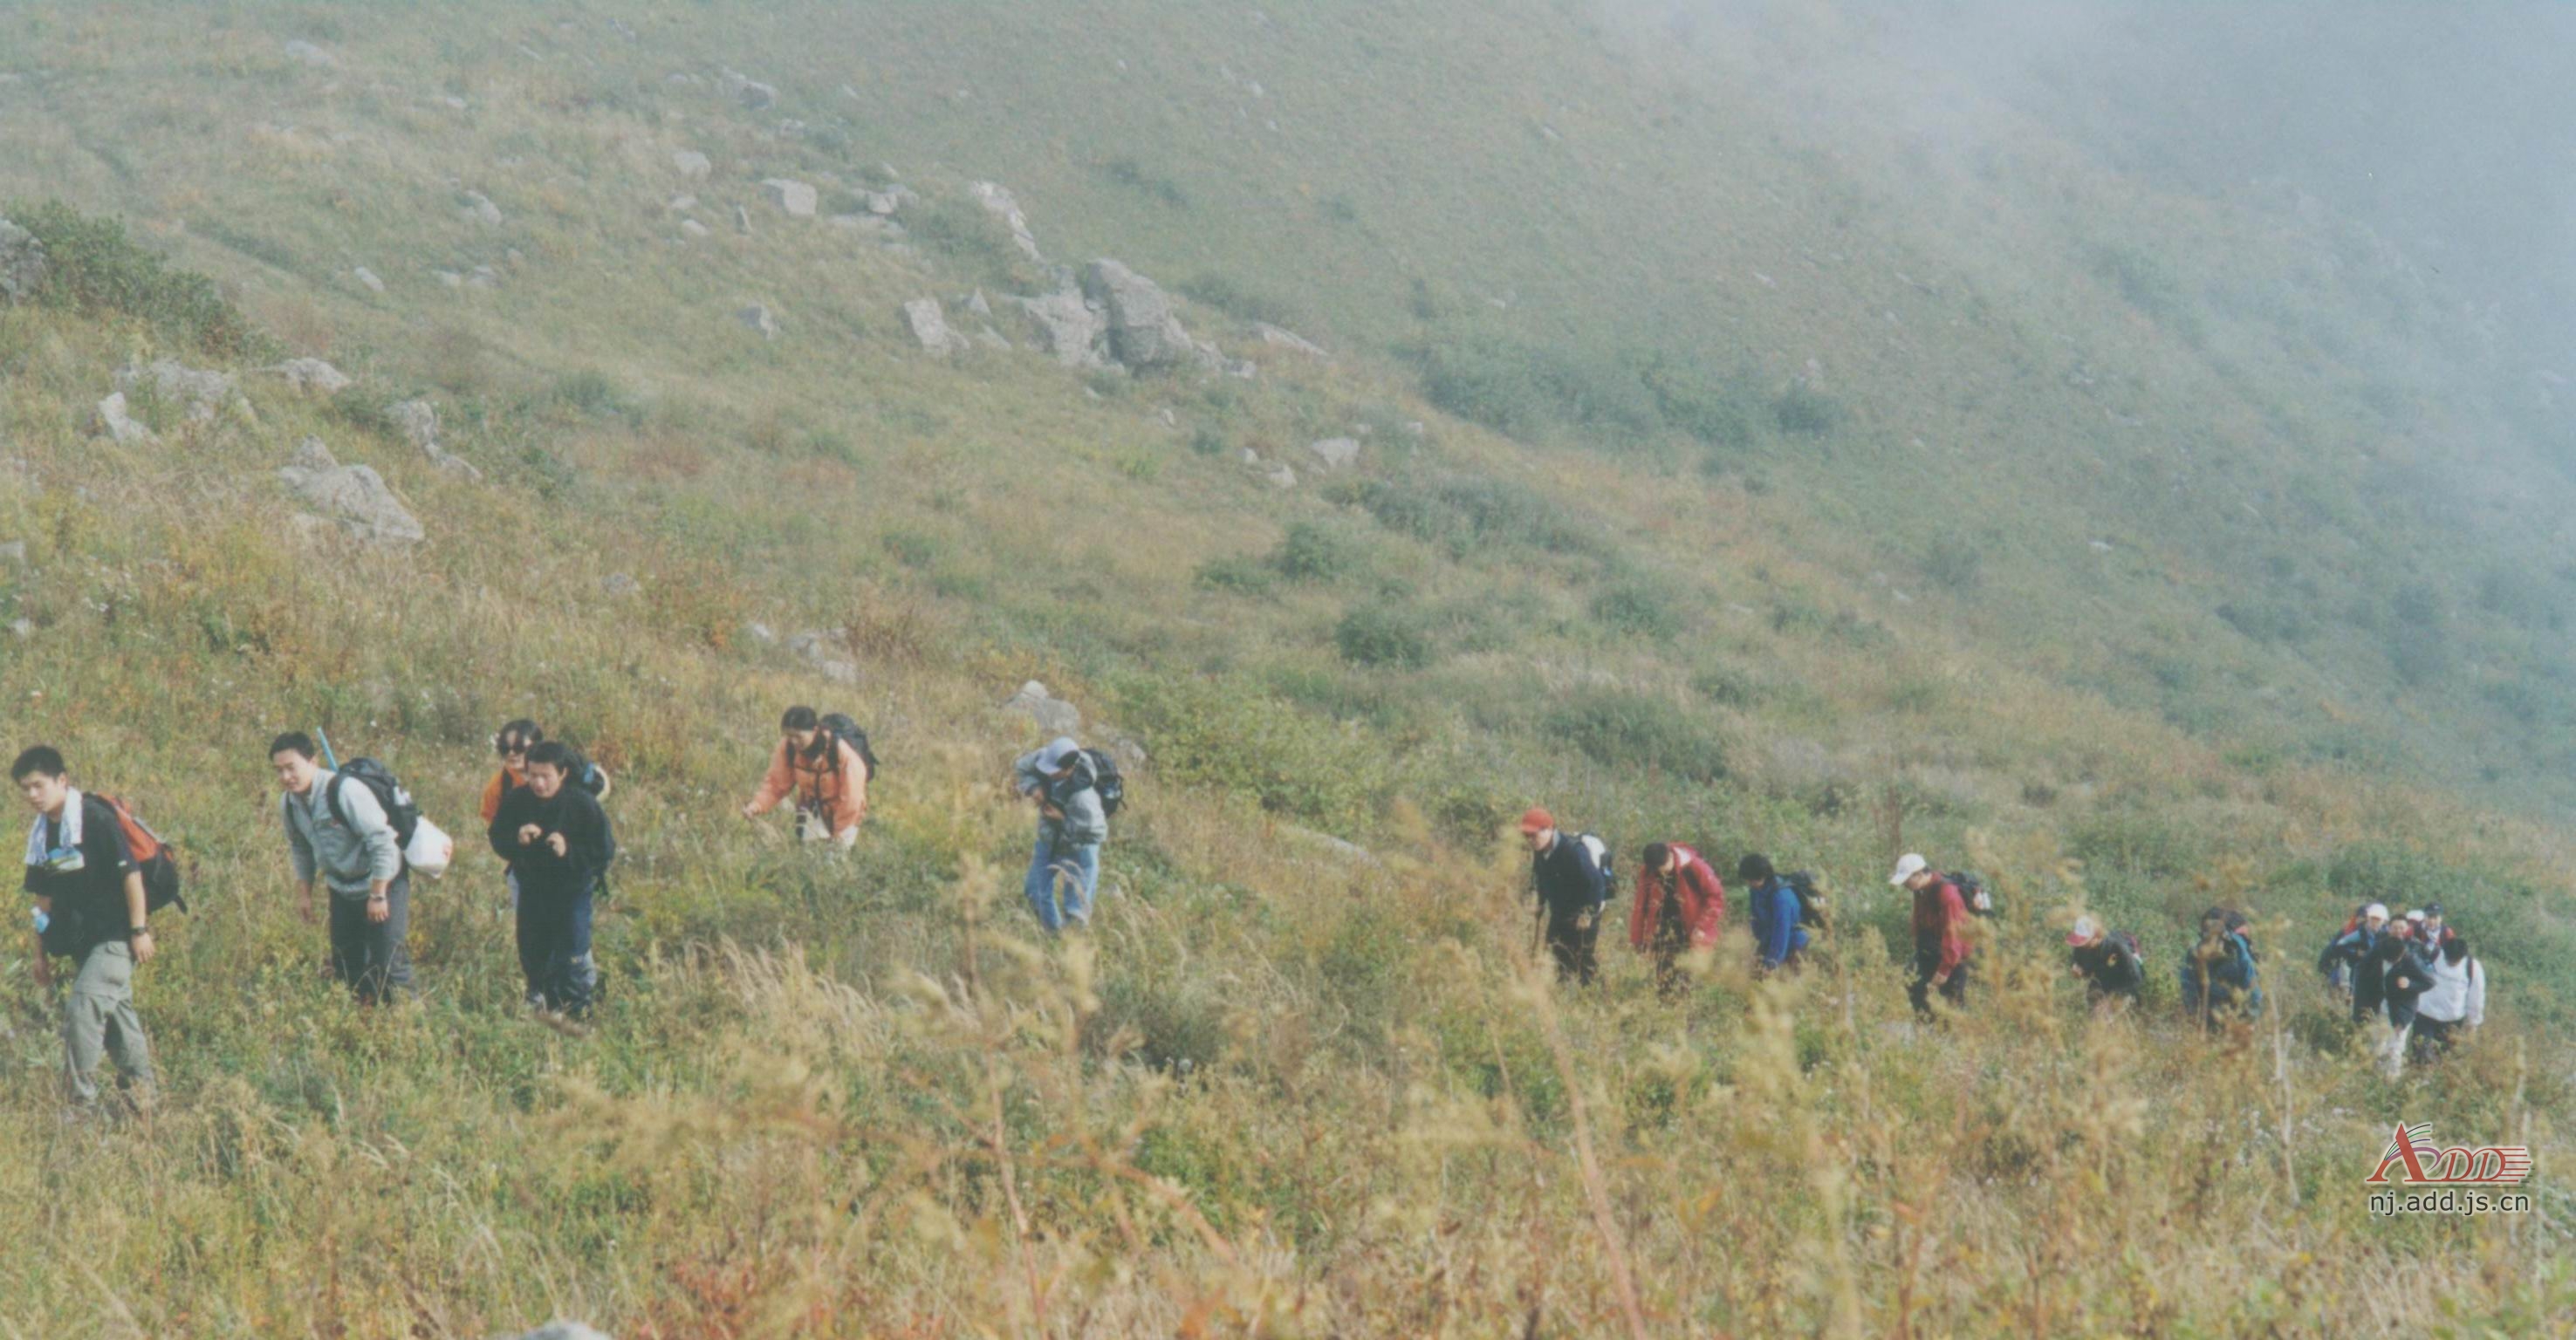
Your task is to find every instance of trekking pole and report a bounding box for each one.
[315,728,341,771]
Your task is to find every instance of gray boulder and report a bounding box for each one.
[1003,681,1081,738]
[786,630,858,684]
[116,359,240,423]
[1083,260,1197,370]
[0,540,25,567]
[460,190,504,227]
[968,181,1045,262]
[679,218,711,240]
[901,298,969,355]
[1014,289,1104,368]
[94,393,154,445]
[672,150,711,180]
[0,217,45,304]
[759,179,817,218]
[1306,437,1360,470]
[737,304,780,340]
[720,69,778,110]
[279,438,425,547]
[267,358,352,394]
[1257,324,1328,359]
[350,266,385,294]
[386,399,439,452]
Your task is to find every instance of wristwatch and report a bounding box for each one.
[128,924,148,939]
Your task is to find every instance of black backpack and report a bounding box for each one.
[818,713,881,781]
[325,758,421,848]
[1080,748,1124,817]
[1780,869,1829,933]
[1950,870,1995,918]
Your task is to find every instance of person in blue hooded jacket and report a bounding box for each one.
[1737,854,1809,974]
[2180,906,2262,1030]
[1014,737,1108,933]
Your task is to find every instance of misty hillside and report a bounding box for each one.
[1,2,2571,1335]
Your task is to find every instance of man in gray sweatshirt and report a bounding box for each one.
[271,732,411,1003]
[1013,736,1108,933]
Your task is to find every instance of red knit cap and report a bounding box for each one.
[1518,806,1555,835]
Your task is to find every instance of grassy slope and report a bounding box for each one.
[0,1,2571,1334]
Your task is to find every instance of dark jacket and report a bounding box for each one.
[2072,933,2144,1000]
[2376,946,2434,1029]
[23,795,136,957]
[489,784,616,900]
[1748,877,1811,968]
[2318,926,2381,986]
[1629,844,1724,951]
[2352,940,2431,1023]
[1910,879,1972,976]
[2180,930,2262,1021]
[1531,833,1608,920]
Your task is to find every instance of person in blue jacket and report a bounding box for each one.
[2180,906,2262,1029]
[1737,854,1809,974]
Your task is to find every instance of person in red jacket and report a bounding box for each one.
[1894,852,1973,1017]
[1631,843,1726,1000]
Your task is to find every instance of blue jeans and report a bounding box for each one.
[1024,837,1100,933]
[517,880,598,1017]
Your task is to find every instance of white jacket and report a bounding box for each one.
[2416,954,2485,1027]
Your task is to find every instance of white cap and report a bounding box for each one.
[2364,902,2389,920]
[1889,852,1929,886]
[2404,908,2426,923]
[2067,914,2100,947]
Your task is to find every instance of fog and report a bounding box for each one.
[1656,0,2576,377]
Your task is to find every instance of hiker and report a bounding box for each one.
[15,748,155,1113]
[2409,935,2485,1064]
[488,742,615,1019]
[2347,908,2427,1028]
[2066,915,2144,1008]
[1893,853,1972,1016]
[273,732,411,1004]
[1738,854,1811,974]
[1629,842,1724,998]
[742,706,869,851]
[1013,737,1108,933]
[1524,809,1610,986]
[2317,902,2388,995]
[2419,902,2456,954]
[2367,933,2433,1078]
[2178,907,2261,1029]
[481,719,611,911]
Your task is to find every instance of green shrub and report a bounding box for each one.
[1922,541,1983,593]
[1336,601,1439,669]
[1542,687,1726,782]
[1113,673,1394,835]
[1180,274,1303,330]
[1273,522,1366,584]
[910,195,1025,289]
[1195,552,1276,596]
[7,199,265,357]
[1773,384,1843,436]
[1101,156,1191,209]
[1350,474,1600,559]
[1589,576,1688,639]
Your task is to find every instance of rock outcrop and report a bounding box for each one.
[1003,681,1082,738]
[901,298,969,355]
[1083,260,1197,370]
[0,217,45,304]
[280,438,425,547]
[267,358,352,394]
[759,179,817,218]
[115,359,243,423]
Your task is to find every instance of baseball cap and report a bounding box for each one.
[2067,914,2100,947]
[2404,908,2425,924]
[1889,852,1928,886]
[1518,806,1555,836]
[2364,902,2388,920]
[2424,901,2445,917]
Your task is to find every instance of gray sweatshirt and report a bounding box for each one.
[1014,738,1109,848]
[283,769,403,896]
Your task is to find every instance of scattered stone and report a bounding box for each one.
[267,358,352,394]
[496,1324,613,1340]
[865,190,901,216]
[672,150,711,180]
[386,399,439,452]
[759,178,816,217]
[733,203,753,236]
[1003,681,1082,737]
[720,69,777,110]
[786,630,857,683]
[92,393,154,445]
[1015,289,1105,368]
[975,325,1011,352]
[0,540,24,566]
[1265,463,1298,489]
[282,39,336,68]
[1306,437,1360,469]
[115,359,239,423]
[679,218,710,240]
[968,181,1045,262]
[7,619,29,639]
[1160,408,1179,427]
[965,289,994,318]
[743,622,778,646]
[350,265,384,293]
[1284,825,1378,865]
[435,270,465,289]
[460,191,504,227]
[466,265,501,290]
[600,572,639,598]
[1256,323,1328,358]
[901,298,969,355]
[0,217,46,304]
[1404,421,1427,439]
[437,95,469,112]
[737,304,780,339]
[279,439,425,547]
[668,195,698,213]
[2089,539,2114,553]
[1082,260,1202,370]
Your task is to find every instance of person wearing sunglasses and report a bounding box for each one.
[480,720,612,911]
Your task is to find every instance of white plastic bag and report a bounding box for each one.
[405,817,456,879]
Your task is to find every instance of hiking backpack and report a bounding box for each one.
[818,713,882,781]
[325,757,422,848]
[1577,833,1614,906]
[1780,869,1829,933]
[97,794,187,915]
[1080,748,1125,818]
[1949,870,1996,918]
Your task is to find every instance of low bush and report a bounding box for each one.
[1543,687,1727,782]
[7,199,266,357]
[1335,600,1440,669]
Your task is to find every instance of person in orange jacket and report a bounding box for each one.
[741,706,868,850]
[1631,842,1726,1000]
